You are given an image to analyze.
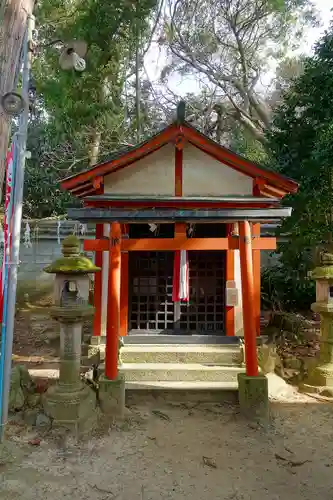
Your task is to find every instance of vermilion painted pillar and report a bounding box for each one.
[252,223,261,336]
[120,224,129,337]
[105,222,121,380]
[93,224,104,336]
[239,221,259,376]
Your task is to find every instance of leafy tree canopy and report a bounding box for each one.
[23,0,159,218]
[267,22,333,272]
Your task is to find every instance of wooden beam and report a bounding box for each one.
[254,178,287,198]
[175,147,183,196]
[69,206,292,223]
[105,222,121,380]
[252,223,261,336]
[84,199,278,209]
[84,236,276,253]
[239,221,258,376]
[174,223,187,239]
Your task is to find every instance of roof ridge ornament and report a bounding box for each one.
[176,101,186,124]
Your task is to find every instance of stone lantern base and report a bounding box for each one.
[300,303,333,397]
[300,365,333,397]
[43,382,97,436]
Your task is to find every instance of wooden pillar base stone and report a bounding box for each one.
[99,373,126,417]
[238,373,269,422]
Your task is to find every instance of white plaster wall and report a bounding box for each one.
[104,144,175,195]
[234,250,244,336]
[101,223,110,336]
[182,144,253,197]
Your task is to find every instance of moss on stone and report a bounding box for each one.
[44,255,100,274]
[62,235,80,248]
[311,266,333,280]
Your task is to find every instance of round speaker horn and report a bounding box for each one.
[1,92,25,116]
[59,40,88,71]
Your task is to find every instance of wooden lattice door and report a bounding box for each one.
[129,251,174,333]
[179,251,225,335]
[128,250,226,335]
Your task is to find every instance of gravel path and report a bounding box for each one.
[1,400,333,500]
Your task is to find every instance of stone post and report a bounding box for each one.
[301,249,333,396]
[59,321,82,391]
[42,236,101,436]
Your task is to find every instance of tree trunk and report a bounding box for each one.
[88,130,101,167]
[0,0,34,201]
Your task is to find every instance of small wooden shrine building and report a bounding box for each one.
[61,103,298,380]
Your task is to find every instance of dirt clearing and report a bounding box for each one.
[1,401,333,500]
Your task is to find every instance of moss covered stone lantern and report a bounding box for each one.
[42,235,100,435]
[302,249,333,396]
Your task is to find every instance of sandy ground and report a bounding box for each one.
[5,307,332,499]
[1,400,333,500]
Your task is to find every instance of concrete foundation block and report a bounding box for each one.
[43,383,97,437]
[238,373,269,421]
[99,374,125,417]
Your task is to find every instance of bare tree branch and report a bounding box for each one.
[160,0,314,144]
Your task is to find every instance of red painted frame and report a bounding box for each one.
[61,123,299,198]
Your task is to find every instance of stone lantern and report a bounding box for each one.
[302,249,333,396]
[42,235,100,435]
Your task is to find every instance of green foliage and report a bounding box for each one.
[34,0,156,135]
[229,125,268,164]
[24,114,82,218]
[23,0,158,218]
[261,265,315,311]
[267,22,333,275]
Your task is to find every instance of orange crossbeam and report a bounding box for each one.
[84,236,276,253]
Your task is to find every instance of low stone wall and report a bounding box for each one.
[1,219,95,283]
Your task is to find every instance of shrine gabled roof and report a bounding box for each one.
[60,118,299,199]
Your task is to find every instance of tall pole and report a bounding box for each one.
[105,222,121,380]
[0,14,34,442]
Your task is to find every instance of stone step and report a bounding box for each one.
[121,335,242,345]
[120,344,243,365]
[118,362,245,383]
[125,380,238,389]
[125,381,239,404]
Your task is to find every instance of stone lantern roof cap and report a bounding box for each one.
[311,266,333,280]
[44,235,100,274]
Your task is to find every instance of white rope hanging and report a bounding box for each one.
[24,222,32,248]
[57,220,62,245]
[79,223,87,236]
